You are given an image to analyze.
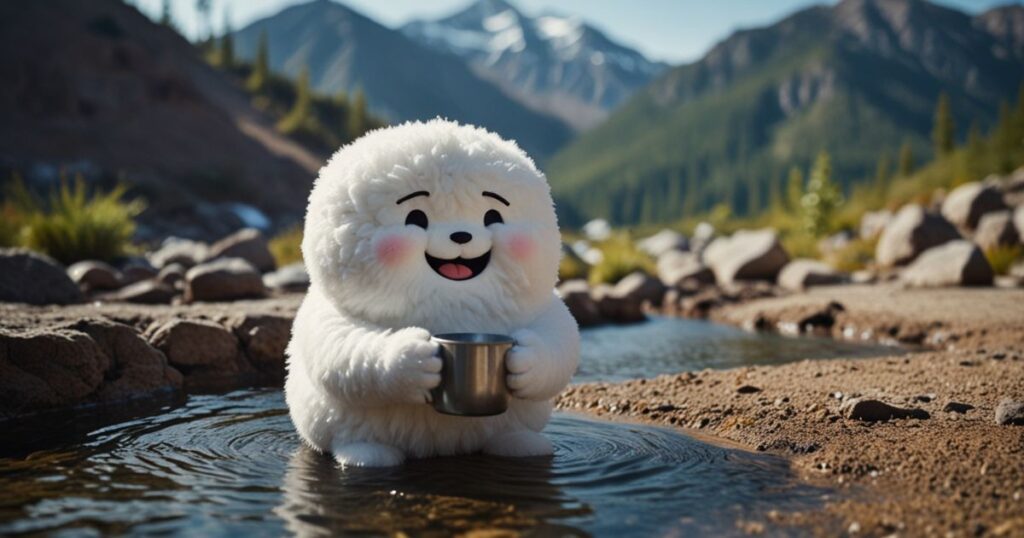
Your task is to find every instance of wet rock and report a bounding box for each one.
[207,228,276,273]
[63,319,181,402]
[876,204,961,267]
[98,280,176,304]
[67,260,122,291]
[860,209,892,240]
[0,248,82,305]
[591,284,645,323]
[613,271,666,307]
[227,314,293,368]
[263,262,309,292]
[941,181,1007,231]
[148,237,209,269]
[557,279,603,327]
[0,319,180,417]
[157,263,187,287]
[637,229,688,258]
[900,240,994,287]
[995,399,1024,425]
[147,319,242,374]
[841,398,930,421]
[943,401,974,414]
[974,211,1020,250]
[703,229,790,285]
[657,251,715,288]
[777,259,845,291]
[0,327,106,413]
[184,258,266,303]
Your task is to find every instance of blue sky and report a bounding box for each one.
[133,0,1020,63]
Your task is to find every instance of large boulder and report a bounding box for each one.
[67,261,122,292]
[941,181,1007,231]
[148,237,209,269]
[703,229,790,285]
[184,258,266,303]
[900,240,994,287]
[876,205,961,267]
[557,279,603,327]
[147,319,242,375]
[974,211,1021,250]
[590,284,645,324]
[777,259,845,291]
[637,229,688,258]
[0,319,180,415]
[207,228,276,273]
[227,314,294,368]
[0,248,82,305]
[657,251,715,287]
[263,262,310,292]
[612,271,666,307]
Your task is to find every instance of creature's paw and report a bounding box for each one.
[383,327,441,404]
[332,441,406,467]
[483,430,553,458]
[506,329,553,401]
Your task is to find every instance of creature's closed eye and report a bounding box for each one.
[484,209,504,226]
[405,209,428,229]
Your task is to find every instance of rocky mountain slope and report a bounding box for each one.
[232,0,573,160]
[0,0,323,240]
[401,0,666,130]
[546,0,1024,226]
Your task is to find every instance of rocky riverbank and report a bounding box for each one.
[558,284,1024,537]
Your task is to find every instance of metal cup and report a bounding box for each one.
[430,333,515,416]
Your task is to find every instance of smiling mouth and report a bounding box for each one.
[425,250,491,281]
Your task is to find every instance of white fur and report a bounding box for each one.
[286,119,580,467]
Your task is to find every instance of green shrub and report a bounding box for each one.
[984,245,1022,276]
[15,176,144,264]
[270,225,303,266]
[0,202,23,247]
[588,233,654,285]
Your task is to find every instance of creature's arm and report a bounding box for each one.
[506,294,581,401]
[288,293,440,406]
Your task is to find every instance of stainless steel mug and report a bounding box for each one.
[430,333,515,416]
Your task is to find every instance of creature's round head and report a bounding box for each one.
[302,119,561,328]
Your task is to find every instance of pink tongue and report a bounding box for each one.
[439,263,473,280]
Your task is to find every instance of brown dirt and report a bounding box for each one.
[558,284,1024,537]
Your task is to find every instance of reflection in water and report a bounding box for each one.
[578,316,902,382]
[1,389,830,536]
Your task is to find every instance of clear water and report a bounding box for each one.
[0,318,899,536]
[578,316,902,382]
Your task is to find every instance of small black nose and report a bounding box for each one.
[449,231,472,244]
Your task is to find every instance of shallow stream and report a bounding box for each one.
[0,318,902,536]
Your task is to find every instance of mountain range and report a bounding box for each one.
[401,0,667,130]
[546,0,1024,226]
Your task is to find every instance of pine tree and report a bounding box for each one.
[932,92,955,157]
[246,30,270,94]
[348,88,368,139]
[801,151,843,237]
[196,0,213,42]
[898,141,915,177]
[159,0,175,29]
[872,152,891,203]
[277,66,312,135]
[768,169,783,213]
[218,11,234,69]
[746,177,761,216]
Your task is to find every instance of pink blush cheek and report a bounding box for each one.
[506,234,535,261]
[375,235,412,267]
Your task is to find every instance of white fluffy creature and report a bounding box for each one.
[286,119,581,467]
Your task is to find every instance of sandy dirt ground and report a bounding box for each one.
[558,285,1024,537]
